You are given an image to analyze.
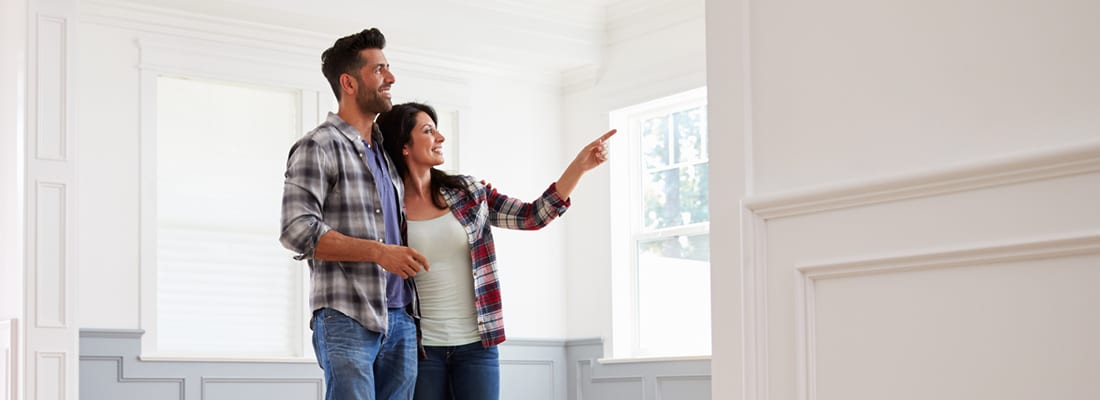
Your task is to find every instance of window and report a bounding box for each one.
[153,76,308,358]
[610,87,710,358]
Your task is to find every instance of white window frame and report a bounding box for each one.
[136,37,324,362]
[609,87,710,359]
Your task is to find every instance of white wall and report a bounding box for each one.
[1,3,27,397]
[748,0,1100,193]
[561,0,707,345]
[708,0,1100,399]
[1,0,27,325]
[73,3,570,339]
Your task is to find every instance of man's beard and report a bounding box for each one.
[356,77,392,115]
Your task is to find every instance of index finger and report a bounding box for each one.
[597,129,618,143]
[414,252,430,272]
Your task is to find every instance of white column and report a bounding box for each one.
[706,0,749,399]
[23,0,79,398]
[1,0,28,397]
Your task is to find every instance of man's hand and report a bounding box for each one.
[375,244,430,279]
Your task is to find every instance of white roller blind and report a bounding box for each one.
[155,76,305,357]
[157,229,302,356]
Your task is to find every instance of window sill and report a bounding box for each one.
[598,355,711,365]
[139,354,317,364]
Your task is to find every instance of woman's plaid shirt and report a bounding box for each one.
[440,176,570,347]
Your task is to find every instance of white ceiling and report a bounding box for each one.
[93,0,649,74]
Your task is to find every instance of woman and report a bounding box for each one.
[376,102,615,400]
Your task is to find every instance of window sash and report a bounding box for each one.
[610,87,711,359]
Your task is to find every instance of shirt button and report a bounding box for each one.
[375,209,381,214]
[377,238,384,242]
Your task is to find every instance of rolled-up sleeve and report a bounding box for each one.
[487,181,571,230]
[280,139,334,260]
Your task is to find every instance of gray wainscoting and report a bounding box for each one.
[565,340,711,400]
[80,330,710,400]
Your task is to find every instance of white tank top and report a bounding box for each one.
[407,212,480,346]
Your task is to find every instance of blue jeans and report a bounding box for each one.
[312,307,418,400]
[414,342,500,400]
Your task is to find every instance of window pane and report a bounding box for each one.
[642,164,709,229]
[636,234,711,357]
[641,115,669,169]
[673,106,706,164]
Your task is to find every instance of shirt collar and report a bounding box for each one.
[326,112,384,147]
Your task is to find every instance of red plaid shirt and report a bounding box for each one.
[439,176,570,347]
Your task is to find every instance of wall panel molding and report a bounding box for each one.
[742,209,769,400]
[201,377,321,400]
[26,3,79,398]
[793,232,1100,400]
[80,356,184,399]
[33,181,66,329]
[1,320,15,400]
[567,339,710,400]
[81,332,711,400]
[35,352,65,399]
[33,15,67,162]
[745,139,1100,219]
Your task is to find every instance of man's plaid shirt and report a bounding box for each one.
[280,112,411,334]
[440,176,570,347]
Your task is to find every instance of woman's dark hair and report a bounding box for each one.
[321,28,386,101]
[377,102,468,210]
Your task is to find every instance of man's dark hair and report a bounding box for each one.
[321,28,387,101]
[377,102,469,209]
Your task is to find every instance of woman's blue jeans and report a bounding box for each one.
[312,307,418,400]
[414,342,500,400]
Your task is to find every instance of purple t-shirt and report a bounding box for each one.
[363,139,410,308]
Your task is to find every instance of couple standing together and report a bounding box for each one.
[279,28,616,400]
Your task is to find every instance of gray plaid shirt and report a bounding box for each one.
[280,112,409,334]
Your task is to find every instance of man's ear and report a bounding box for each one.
[339,73,357,97]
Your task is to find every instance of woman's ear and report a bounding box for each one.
[402,144,410,156]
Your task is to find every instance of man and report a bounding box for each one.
[280,28,427,400]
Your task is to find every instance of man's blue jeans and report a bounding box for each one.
[414,342,500,400]
[312,307,418,400]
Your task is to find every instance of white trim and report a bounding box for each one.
[741,207,768,400]
[1,319,16,400]
[79,0,578,87]
[793,232,1100,400]
[606,0,705,45]
[609,87,711,359]
[139,355,316,364]
[137,67,158,358]
[745,139,1100,219]
[598,355,711,365]
[137,48,315,358]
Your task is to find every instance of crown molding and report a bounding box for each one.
[606,0,705,45]
[80,0,570,86]
[81,0,602,75]
[745,139,1100,219]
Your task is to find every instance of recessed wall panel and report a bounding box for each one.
[656,376,711,400]
[813,255,1100,400]
[35,182,66,328]
[501,361,554,400]
[35,16,67,161]
[37,352,65,400]
[202,378,321,400]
